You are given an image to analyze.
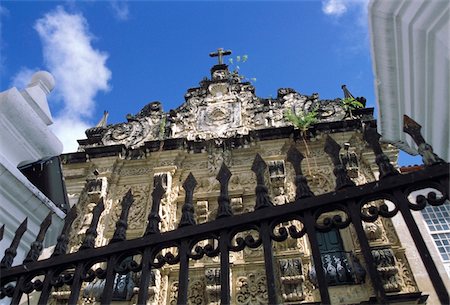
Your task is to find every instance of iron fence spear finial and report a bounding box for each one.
[145,174,165,235]
[1,218,27,269]
[252,154,273,209]
[216,163,233,218]
[324,135,355,190]
[24,212,52,263]
[179,172,197,227]
[363,123,399,178]
[110,189,134,243]
[52,204,77,257]
[286,145,314,199]
[80,198,105,250]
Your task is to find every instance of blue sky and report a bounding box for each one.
[0,0,421,165]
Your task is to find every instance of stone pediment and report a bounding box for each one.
[78,61,364,150]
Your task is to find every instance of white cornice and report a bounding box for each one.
[369,0,449,161]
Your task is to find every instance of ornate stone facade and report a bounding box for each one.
[60,51,421,304]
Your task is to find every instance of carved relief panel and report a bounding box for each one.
[235,271,268,305]
[102,101,164,148]
[106,184,150,237]
[197,101,242,138]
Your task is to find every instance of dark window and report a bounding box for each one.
[317,229,354,285]
[19,156,69,213]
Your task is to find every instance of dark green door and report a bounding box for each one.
[316,229,352,285]
[317,228,345,253]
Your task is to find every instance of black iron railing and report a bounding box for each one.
[309,250,366,286]
[0,116,449,305]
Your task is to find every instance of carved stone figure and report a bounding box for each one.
[272,186,288,206]
[279,258,305,302]
[78,202,96,235]
[371,248,400,292]
[340,142,359,178]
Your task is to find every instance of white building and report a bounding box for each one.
[369,1,450,303]
[369,0,449,161]
[0,71,65,267]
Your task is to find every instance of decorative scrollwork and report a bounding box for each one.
[47,264,78,288]
[228,225,262,252]
[22,280,36,294]
[33,278,44,292]
[49,258,109,291]
[17,273,44,295]
[188,234,220,260]
[114,253,141,275]
[1,284,15,298]
[269,215,306,242]
[359,194,399,222]
[404,182,448,210]
[94,267,107,280]
[313,204,351,232]
[151,244,180,268]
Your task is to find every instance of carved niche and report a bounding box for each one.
[205,268,221,305]
[268,160,286,186]
[269,160,288,206]
[279,258,305,302]
[339,142,359,178]
[371,247,401,292]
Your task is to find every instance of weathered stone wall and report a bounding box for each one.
[58,126,423,304]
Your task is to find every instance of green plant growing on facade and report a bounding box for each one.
[341,97,363,118]
[228,55,257,84]
[285,108,319,175]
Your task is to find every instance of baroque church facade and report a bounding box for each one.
[59,50,423,305]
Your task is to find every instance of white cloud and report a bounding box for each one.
[34,6,111,153]
[322,0,347,16]
[322,0,368,21]
[321,0,370,53]
[52,114,90,153]
[110,1,129,21]
[10,67,38,89]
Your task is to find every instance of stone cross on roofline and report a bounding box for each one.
[209,48,232,65]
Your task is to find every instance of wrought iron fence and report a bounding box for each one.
[1,116,449,305]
